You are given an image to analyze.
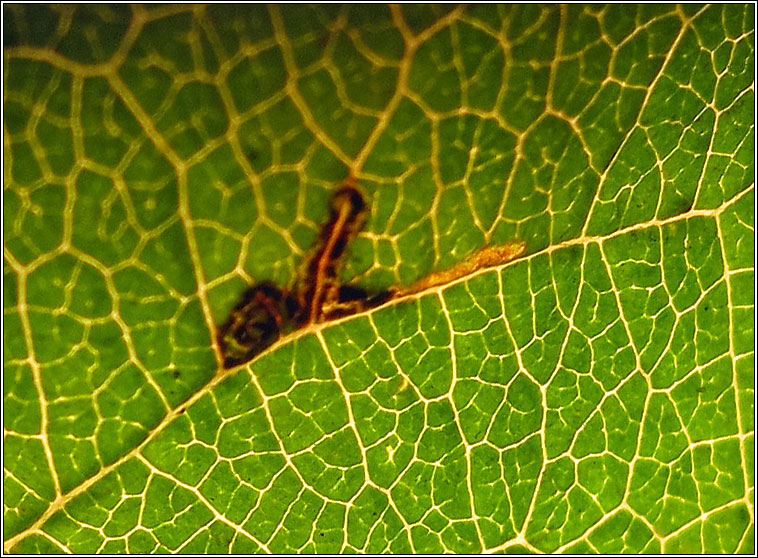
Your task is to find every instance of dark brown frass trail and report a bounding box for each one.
[292,185,369,325]
[217,185,390,369]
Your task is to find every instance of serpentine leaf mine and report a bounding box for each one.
[217,184,525,369]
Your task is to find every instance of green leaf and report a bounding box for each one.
[4,4,754,554]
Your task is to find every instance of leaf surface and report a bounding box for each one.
[3,4,754,553]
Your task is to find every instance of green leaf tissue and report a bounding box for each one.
[3,4,754,554]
